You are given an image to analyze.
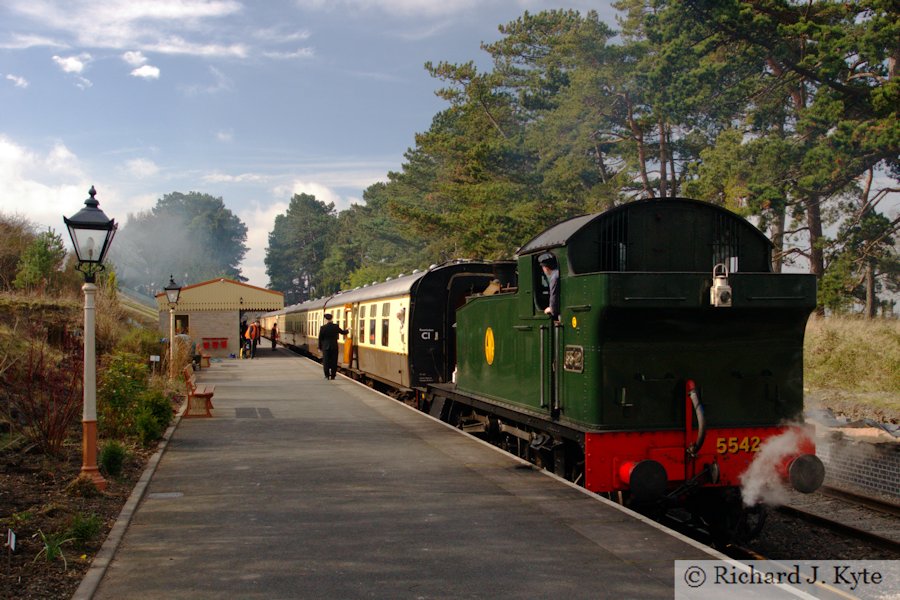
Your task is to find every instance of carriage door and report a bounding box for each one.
[533,255,560,419]
[342,304,355,368]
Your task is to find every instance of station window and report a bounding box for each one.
[358,306,366,344]
[174,315,189,335]
[381,302,390,347]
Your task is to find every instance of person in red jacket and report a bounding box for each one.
[245,319,261,359]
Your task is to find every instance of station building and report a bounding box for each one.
[156,278,284,358]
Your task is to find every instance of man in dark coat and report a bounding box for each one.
[318,313,349,380]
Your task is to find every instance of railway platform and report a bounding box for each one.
[81,348,721,599]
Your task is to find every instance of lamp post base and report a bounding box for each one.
[81,420,107,491]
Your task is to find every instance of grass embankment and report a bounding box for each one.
[804,316,900,423]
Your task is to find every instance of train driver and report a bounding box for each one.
[539,252,560,325]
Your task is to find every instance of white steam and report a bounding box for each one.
[740,428,804,507]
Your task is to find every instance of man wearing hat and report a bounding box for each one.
[318,313,349,380]
[539,252,560,324]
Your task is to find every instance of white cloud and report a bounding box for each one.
[215,130,234,142]
[0,136,89,234]
[122,50,148,66]
[275,180,353,211]
[124,158,160,178]
[146,36,248,58]
[251,27,311,43]
[131,64,161,79]
[52,53,91,74]
[5,0,244,53]
[181,66,233,96]
[263,47,315,60]
[5,74,29,88]
[236,200,290,287]
[203,171,267,184]
[295,0,482,17]
[0,33,67,50]
[0,135,149,244]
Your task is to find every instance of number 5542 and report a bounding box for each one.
[716,436,761,454]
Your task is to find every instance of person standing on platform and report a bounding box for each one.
[318,313,348,380]
[245,319,261,359]
[271,322,278,350]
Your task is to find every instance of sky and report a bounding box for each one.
[0,0,615,290]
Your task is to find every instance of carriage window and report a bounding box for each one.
[359,306,366,344]
[369,316,376,345]
[381,302,390,347]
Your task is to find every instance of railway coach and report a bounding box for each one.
[262,260,516,391]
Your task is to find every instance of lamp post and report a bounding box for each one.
[64,186,117,491]
[164,275,182,379]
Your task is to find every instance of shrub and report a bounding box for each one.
[67,513,103,547]
[98,352,148,437]
[6,321,82,456]
[99,440,127,478]
[117,327,166,360]
[134,388,173,446]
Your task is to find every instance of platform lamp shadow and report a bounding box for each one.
[63,186,117,491]
[164,275,182,379]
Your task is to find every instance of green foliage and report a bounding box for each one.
[67,513,103,547]
[265,193,337,303]
[13,228,66,293]
[261,3,898,314]
[0,212,37,291]
[32,529,74,571]
[9,510,34,528]
[99,440,128,478]
[98,352,149,438]
[135,388,172,446]
[112,191,248,295]
[117,326,165,358]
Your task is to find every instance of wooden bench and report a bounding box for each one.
[198,349,211,369]
[182,366,215,418]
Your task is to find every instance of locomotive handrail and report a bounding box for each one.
[539,325,548,408]
[685,380,706,458]
[624,296,688,301]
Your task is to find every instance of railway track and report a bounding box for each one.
[744,485,900,561]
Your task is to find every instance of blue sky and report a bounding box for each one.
[0,0,615,288]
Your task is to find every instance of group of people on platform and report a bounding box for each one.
[239,318,278,359]
[239,313,346,379]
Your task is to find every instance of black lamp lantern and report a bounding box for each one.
[164,274,182,307]
[64,186,118,282]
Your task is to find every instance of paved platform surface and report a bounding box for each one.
[89,348,719,599]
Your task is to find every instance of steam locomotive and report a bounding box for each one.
[261,198,825,541]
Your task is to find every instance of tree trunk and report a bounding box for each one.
[771,208,786,273]
[658,118,668,198]
[805,195,825,314]
[625,95,652,196]
[864,259,876,319]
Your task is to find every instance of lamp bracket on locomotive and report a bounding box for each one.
[710,262,733,307]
